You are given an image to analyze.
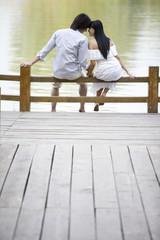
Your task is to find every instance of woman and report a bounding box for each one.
[21,13,91,112]
[87,20,135,111]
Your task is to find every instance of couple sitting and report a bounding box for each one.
[21,13,135,112]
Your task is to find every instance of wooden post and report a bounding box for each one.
[20,66,31,111]
[0,88,1,122]
[148,66,159,113]
[0,88,1,111]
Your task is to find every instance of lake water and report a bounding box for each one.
[0,0,160,112]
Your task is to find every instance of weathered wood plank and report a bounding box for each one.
[129,146,160,240]
[147,146,160,184]
[0,145,36,208]
[47,144,72,208]
[14,145,54,240]
[20,144,54,209]
[0,208,19,240]
[3,130,160,141]
[41,208,69,240]
[96,209,123,240]
[14,210,44,240]
[70,144,95,240]
[111,146,151,240]
[92,144,118,208]
[1,112,160,145]
[92,144,122,240]
[0,144,18,192]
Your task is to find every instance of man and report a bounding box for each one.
[21,13,91,112]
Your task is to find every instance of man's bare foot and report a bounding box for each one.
[79,108,85,112]
[94,104,99,111]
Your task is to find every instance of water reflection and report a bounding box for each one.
[0,0,160,112]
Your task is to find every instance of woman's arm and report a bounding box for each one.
[110,39,135,79]
[87,40,96,76]
[115,55,135,80]
[87,60,96,76]
[20,56,40,67]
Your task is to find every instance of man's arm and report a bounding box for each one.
[77,38,89,70]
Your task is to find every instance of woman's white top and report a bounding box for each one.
[87,45,123,93]
[87,45,118,61]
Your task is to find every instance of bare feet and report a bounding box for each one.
[99,94,105,105]
[94,104,99,111]
[79,108,85,112]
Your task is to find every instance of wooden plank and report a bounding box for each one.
[92,144,122,240]
[14,209,44,240]
[96,209,122,240]
[47,144,72,208]
[0,144,18,192]
[92,144,118,208]
[0,74,20,81]
[30,75,149,83]
[1,95,20,101]
[3,129,160,141]
[30,96,147,103]
[147,146,160,184]
[0,144,36,208]
[70,144,95,240]
[20,66,30,111]
[41,208,69,240]
[0,208,19,240]
[129,146,160,240]
[14,145,54,240]
[2,137,160,145]
[148,66,159,113]
[1,112,160,145]
[111,146,151,240]
[20,144,54,210]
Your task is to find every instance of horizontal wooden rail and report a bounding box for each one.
[0,66,159,112]
[0,74,160,83]
[0,75,20,81]
[31,76,150,83]
[30,96,148,103]
[1,95,20,101]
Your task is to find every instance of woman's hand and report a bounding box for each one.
[87,71,94,77]
[129,73,136,80]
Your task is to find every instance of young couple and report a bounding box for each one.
[21,13,135,112]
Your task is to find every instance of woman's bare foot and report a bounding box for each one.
[99,95,105,106]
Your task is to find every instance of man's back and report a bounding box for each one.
[52,28,88,78]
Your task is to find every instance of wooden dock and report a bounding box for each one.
[0,111,160,240]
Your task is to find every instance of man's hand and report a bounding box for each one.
[20,62,33,67]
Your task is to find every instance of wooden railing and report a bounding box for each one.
[0,66,159,113]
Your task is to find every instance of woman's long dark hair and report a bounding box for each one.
[70,13,91,30]
[91,20,110,59]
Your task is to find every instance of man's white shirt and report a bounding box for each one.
[37,29,89,78]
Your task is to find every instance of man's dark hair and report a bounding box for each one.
[70,13,91,30]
